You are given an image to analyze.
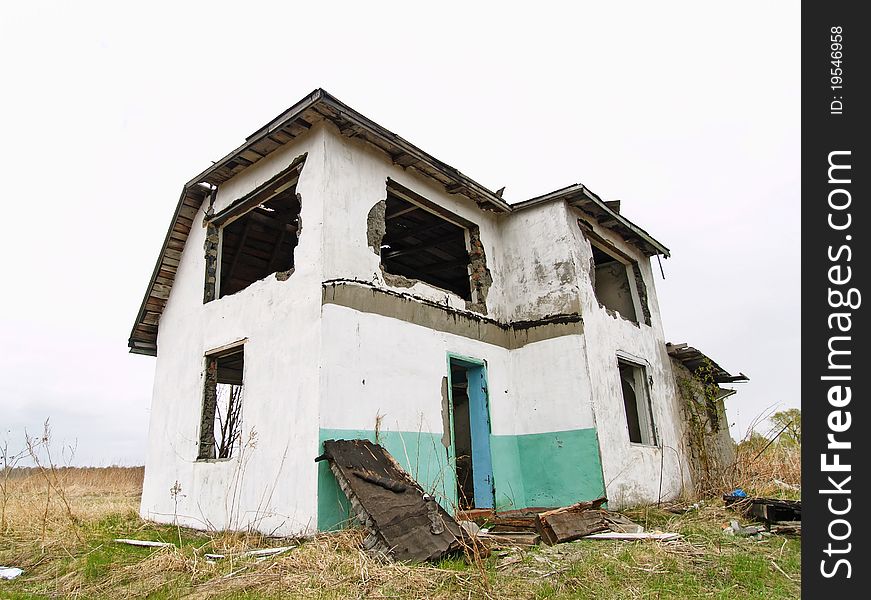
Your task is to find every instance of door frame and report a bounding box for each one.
[445,353,495,509]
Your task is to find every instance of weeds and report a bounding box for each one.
[0,466,801,599]
[0,419,801,599]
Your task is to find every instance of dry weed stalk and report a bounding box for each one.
[20,420,83,545]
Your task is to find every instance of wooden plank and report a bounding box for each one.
[479,532,540,547]
[535,497,608,545]
[584,532,680,541]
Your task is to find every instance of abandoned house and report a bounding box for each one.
[130,89,746,535]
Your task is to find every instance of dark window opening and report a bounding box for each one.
[450,364,475,509]
[592,245,638,322]
[619,359,656,445]
[198,346,244,460]
[381,191,472,300]
[219,185,300,297]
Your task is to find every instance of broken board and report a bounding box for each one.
[535,497,609,545]
[318,439,464,562]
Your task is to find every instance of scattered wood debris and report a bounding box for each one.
[602,512,645,534]
[461,497,676,547]
[748,498,801,525]
[319,442,680,557]
[317,439,465,563]
[724,494,801,535]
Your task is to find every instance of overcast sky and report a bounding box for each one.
[0,1,799,465]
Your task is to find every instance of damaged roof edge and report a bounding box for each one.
[130,91,671,354]
[187,88,512,213]
[666,342,750,384]
[128,185,209,355]
[512,184,671,258]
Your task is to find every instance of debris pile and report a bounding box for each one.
[462,497,678,547]
[724,491,801,536]
[318,439,680,561]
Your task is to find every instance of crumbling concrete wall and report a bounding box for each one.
[317,124,506,319]
[670,358,736,496]
[565,210,691,507]
[466,225,493,314]
[496,201,582,321]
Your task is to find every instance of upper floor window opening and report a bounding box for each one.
[219,184,300,297]
[379,185,472,301]
[590,241,643,323]
[204,157,305,301]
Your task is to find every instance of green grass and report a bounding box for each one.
[0,504,800,599]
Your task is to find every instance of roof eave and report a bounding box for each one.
[185,88,512,213]
[513,184,670,257]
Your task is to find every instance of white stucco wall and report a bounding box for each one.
[140,127,330,535]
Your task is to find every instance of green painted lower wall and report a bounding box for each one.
[317,427,606,530]
[492,428,606,510]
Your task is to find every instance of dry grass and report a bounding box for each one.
[0,464,801,599]
[1,466,142,544]
[731,440,801,499]
[688,436,801,502]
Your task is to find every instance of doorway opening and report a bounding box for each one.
[448,356,494,510]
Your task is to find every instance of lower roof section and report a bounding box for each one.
[666,342,749,384]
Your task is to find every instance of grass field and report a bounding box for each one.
[0,448,800,599]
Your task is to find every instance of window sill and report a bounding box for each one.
[628,442,661,450]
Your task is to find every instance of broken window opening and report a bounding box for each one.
[591,244,639,323]
[218,184,300,297]
[618,359,657,446]
[198,346,244,460]
[380,189,472,301]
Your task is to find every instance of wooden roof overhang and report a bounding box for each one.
[129,89,511,355]
[666,343,749,384]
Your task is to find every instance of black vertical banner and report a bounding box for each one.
[803,2,869,596]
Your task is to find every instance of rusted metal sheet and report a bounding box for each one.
[318,439,465,563]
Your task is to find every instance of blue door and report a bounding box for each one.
[448,356,495,509]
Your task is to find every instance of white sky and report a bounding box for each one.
[0,1,799,465]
